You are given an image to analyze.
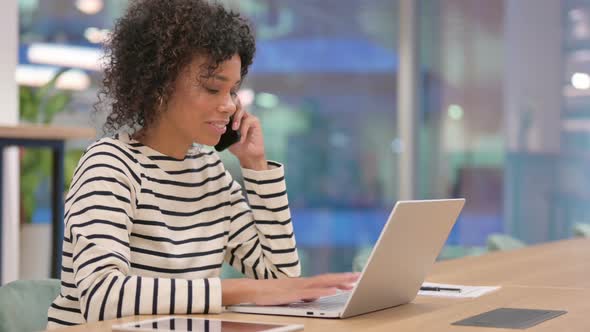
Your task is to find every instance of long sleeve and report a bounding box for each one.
[224,161,300,279]
[59,144,222,325]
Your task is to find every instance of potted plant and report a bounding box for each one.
[19,69,85,278]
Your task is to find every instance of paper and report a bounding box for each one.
[418,282,500,298]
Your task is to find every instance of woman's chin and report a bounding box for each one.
[193,136,221,147]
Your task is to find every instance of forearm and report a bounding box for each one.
[245,163,299,275]
[221,278,258,305]
[228,162,300,278]
[78,270,222,322]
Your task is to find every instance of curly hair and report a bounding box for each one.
[97,0,256,136]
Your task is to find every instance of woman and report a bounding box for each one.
[47,0,357,328]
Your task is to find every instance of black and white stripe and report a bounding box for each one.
[47,134,299,329]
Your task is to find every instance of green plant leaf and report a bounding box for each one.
[18,68,76,223]
[43,92,72,123]
[19,86,40,122]
[20,157,42,223]
[37,68,69,100]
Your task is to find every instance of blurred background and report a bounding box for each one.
[4,0,590,279]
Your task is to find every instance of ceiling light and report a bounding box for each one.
[16,65,91,91]
[448,104,464,120]
[572,72,590,90]
[84,27,109,44]
[28,43,103,71]
[75,0,104,15]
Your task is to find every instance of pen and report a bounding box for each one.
[420,286,462,292]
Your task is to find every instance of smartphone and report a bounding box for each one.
[214,116,241,152]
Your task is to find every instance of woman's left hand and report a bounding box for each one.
[228,97,268,170]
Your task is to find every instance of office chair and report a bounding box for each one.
[0,279,60,332]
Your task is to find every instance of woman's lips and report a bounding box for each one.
[207,122,228,135]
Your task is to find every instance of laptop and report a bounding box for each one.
[226,199,465,319]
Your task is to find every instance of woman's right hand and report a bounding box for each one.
[221,272,360,306]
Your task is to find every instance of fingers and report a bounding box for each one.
[337,283,355,291]
[302,297,319,303]
[254,288,338,306]
[299,288,339,302]
[231,96,245,130]
[230,96,261,144]
[285,288,339,305]
[237,114,260,144]
[232,108,244,131]
[248,275,358,306]
[305,272,360,289]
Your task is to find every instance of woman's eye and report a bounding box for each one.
[205,87,219,94]
[230,90,238,97]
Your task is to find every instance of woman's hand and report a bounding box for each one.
[221,272,360,306]
[228,96,267,170]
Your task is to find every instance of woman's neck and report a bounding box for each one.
[135,121,192,160]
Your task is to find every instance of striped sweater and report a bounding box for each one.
[47,133,299,329]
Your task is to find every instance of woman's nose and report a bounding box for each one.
[218,94,237,113]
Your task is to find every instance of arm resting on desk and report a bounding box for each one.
[52,145,302,325]
[72,235,221,322]
[65,153,222,323]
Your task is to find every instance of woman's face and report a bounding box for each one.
[161,53,242,146]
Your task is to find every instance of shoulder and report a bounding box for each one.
[73,137,142,185]
[82,137,139,163]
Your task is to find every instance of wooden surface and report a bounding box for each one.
[427,237,590,289]
[48,287,590,332]
[0,124,96,140]
[47,238,590,331]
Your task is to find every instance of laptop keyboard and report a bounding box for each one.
[285,291,351,311]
